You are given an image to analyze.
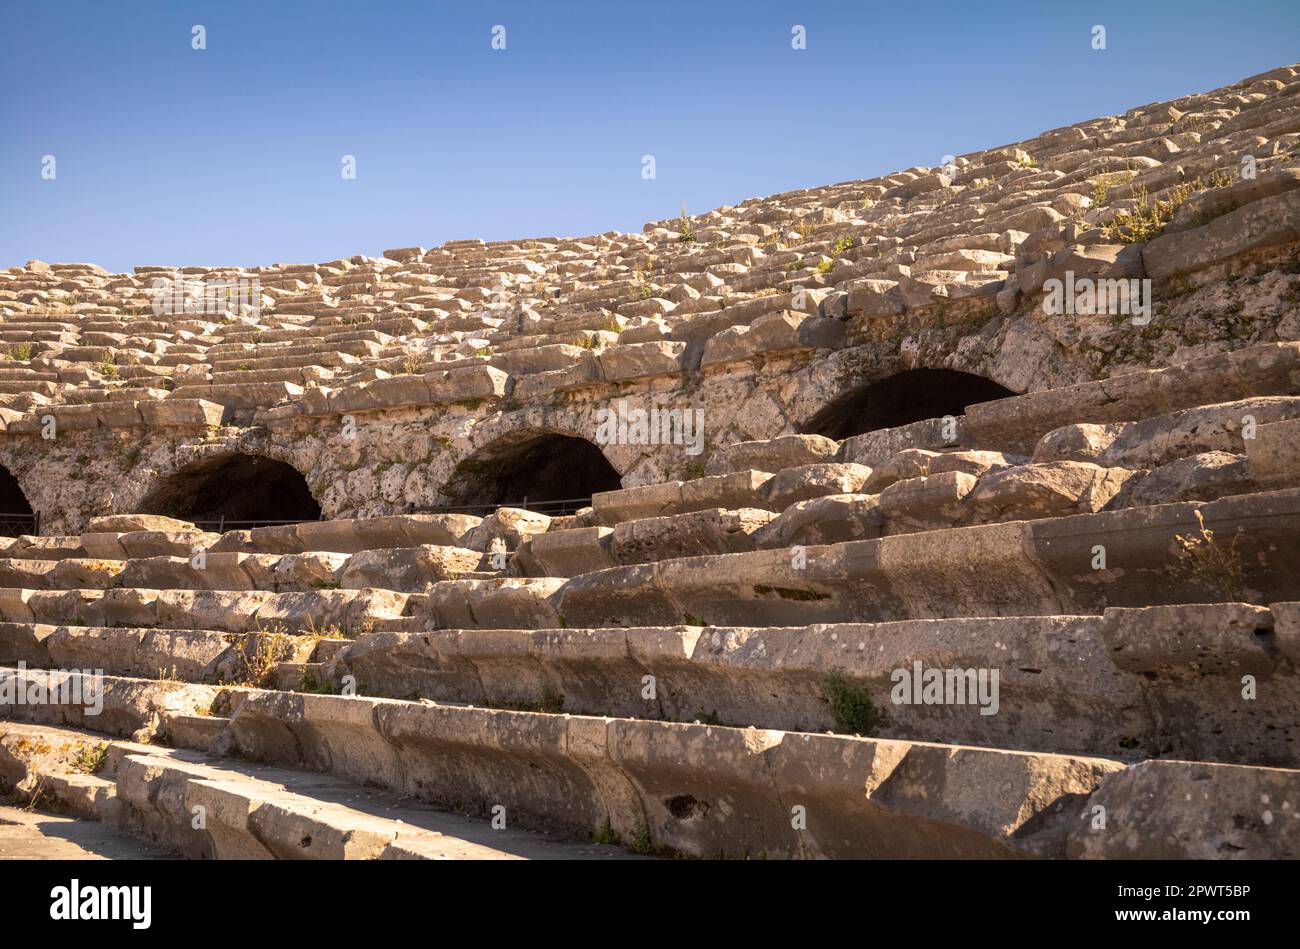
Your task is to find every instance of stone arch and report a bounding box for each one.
[0,465,36,536]
[439,429,623,512]
[135,452,322,527]
[800,367,1018,440]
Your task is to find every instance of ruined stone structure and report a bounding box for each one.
[1,63,1299,859]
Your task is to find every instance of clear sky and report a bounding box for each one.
[2,1,1297,273]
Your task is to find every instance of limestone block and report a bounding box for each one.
[760,463,872,511]
[89,514,198,534]
[529,527,616,577]
[597,341,686,381]
[753,494,886,548]
[878,471,977,532]
[610,509,774,565]
[1144,189,1300,280]
[119,530,220,559]
[340,546,481,593]
[966,462,1137,522]
[705,434,839,477]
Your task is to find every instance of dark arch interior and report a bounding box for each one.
[0,466,35,536]
[802,368,1018,440]
[446,434,622,512]
[138,454,321,526]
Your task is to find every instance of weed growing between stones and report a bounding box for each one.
[72,742,108,775]
[1174,509,1247,601]
[229,631,294,686]
[677,204,695,243]
[1103,171,1234,243]
[592,816,619,845]
[1089,170,1137,207]
[297,668,337,695]
[821,669,888,736]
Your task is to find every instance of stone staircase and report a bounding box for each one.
[3,62,1300,859]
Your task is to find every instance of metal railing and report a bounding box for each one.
[0,511,39,537]
[190,514,326,532]
[410,497,593,518]
[101,498,590,537]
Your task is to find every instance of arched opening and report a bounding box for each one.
[443,433,622,515]
[802,368,1018,440]
[137,454,321,528]
[0,466,36,536]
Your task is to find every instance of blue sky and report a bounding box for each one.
[2,1,1297,273]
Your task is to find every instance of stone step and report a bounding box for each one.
[24,600,1285,768]
[0,721,631,860]
[0,545,487,594]
[0,623,331,685]
[0,804,169,859]
[320,603,1300,767]
[19,668,1287,859]
[529,442,1245,574]
[0,666,220,741]
[966,342,1300,454]
[0,586,416,633]
[203,513,482,555]
[542,488,1300,629]
[214,688,1298,859]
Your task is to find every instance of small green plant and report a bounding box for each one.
[297,667,338,694]
[402,354,422,375]
[99,354,118,377]
[831,235,855,257]
[1103,173,1231,244]
[1174,509,1247,601]
[815,258,834,275]
[6,342,33,362]
[230,631,294,687]
[592,816,620,845]
[1089,171,1135,208]
[821,669,888,736]
[72,742,108,775]
[631,826,653,855]
[1103,184,1169,243]
[539,685,564,713]
[1018,154,1039,168]
[677,204,695,243]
